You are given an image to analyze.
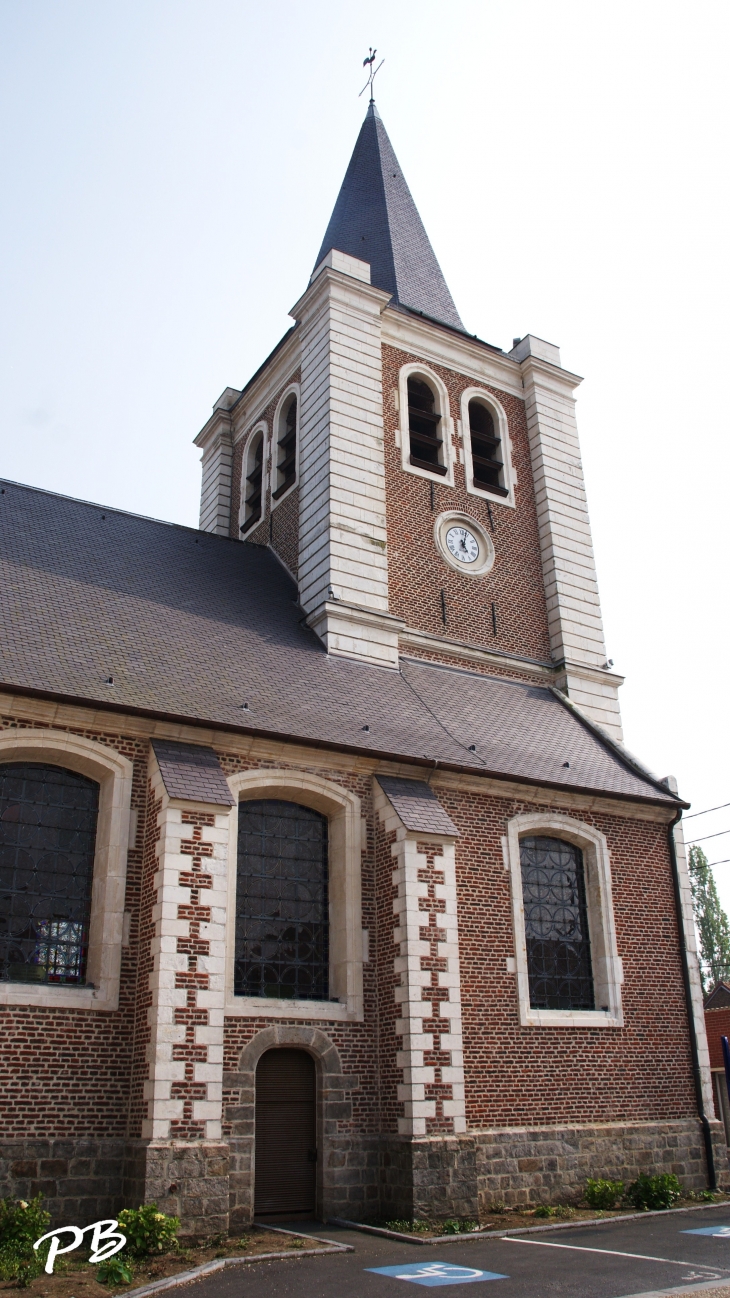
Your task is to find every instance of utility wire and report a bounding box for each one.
[685,829,730,846]
[685,801,730,820]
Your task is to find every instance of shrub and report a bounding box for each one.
[96,1255,134,1286]
[533,1204,554,1219]
[441,1218,479,1234]
[585,1179,625,1210]
[488,1201,507,1215]
[554,1205,575,1220]
[0,1196,52,1286]
[0,1249,45,1288]
[0,1196,50,1249]
[625,1173,682,1211]
[382,1219,430,1234]
[117,1206,180,1257]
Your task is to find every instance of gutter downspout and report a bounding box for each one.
[667,806,717,1189]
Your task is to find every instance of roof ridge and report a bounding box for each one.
[0,477,237,543]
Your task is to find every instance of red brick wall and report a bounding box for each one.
[230,370,301,579]
[382,344,551,664]
[436,783,696,1128]
[705,1008,730,1070]
[0,716,148,1139]
[0,711,696,1146]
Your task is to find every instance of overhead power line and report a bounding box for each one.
[685,829,730,846]
[685,801,730,820]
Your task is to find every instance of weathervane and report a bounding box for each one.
[359,47,384,101]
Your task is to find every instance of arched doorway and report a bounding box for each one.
[254,1048,316,1217]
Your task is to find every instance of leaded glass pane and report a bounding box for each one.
[0,763,99,985]
[519,835,594,1010]
[235,800,329,1000]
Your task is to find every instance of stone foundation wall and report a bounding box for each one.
[2,1119,725,1232]
[124,1141,229,1236]
[0,1139,126,1226]
[475,1117,728,1210]
[374,1117,729,1223]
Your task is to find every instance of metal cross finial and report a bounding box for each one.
[359,47,384,101]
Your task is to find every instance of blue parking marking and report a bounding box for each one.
[366,1261,508,1287]
[683,1224,730,1237]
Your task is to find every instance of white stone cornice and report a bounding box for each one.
[399,626,554,679]
[381,308,525,400]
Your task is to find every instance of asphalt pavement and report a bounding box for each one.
[170,1207,730,1298]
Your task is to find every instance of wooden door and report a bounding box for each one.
[254,1048,316,1216]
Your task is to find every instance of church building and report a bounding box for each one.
[0,100,723,1232]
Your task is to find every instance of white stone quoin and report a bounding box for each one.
[291,250,402,668]
[511,334,624,740]
[374,782,466,1137]
[143,756,229,1141]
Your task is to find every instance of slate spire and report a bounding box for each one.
[314,102,464,330]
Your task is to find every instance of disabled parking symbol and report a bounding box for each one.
[366,1260,508,1286]
[683,1225,730,1237]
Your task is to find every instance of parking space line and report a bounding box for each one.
[504,1237,728,1273]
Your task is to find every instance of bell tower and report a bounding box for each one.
[196,99,623,739]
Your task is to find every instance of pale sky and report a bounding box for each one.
[1,2,729,899]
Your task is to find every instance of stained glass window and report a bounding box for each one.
[0,763,99,985]
[519,835,595,1011]
[235,799,329,1000]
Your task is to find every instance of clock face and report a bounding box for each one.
[445,526,479,564]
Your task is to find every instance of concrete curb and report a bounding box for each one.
[112,1228,352,1298]
[328,1199,730,1247]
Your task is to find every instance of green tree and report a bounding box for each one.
[688,844,730,992]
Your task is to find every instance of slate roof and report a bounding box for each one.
[150,739,234,806]
[705,982,730,1010]
[0,480,679,807]
[376,776,459,837]
[315,102,464,331]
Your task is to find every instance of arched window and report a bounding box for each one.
[0,763,99,986]
[240,429,264,534]
[273,394,297,500]
[235,799,328,1001]
[519,836,594,1011]
[407,377,446,475]
[468,399,508,497]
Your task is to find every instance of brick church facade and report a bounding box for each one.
[0,101,725,1232]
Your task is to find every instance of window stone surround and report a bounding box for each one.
[224,768,364,1021]
[0,728,133,1012]
[504,811,624,1028]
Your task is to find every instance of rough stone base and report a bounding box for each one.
[475,1117,729,1210]
[0,1138,126,1226]
[3,1120,725,1231]
[379,1136,479,1222]
[123,1141,229,1236]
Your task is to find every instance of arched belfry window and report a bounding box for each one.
[235,800,329,1001]
[273,394,297,500]
[241,429,264,534]
[519,836,595,1011]
[0,763,99,985]
[407,377,446,475]
[468,399,508,497]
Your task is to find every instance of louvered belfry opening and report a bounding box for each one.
[0,763,99,986]
[273,396,297,499]
[234,799,329,1001]
[519,836,595,1011]
[242,433,264,532]
[254,1048,317,1217]
[407,378,446,475]
[468,400,508,496]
